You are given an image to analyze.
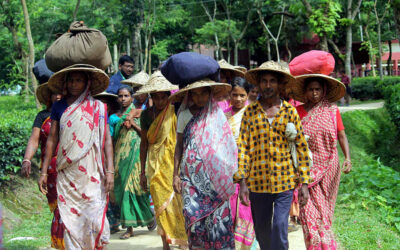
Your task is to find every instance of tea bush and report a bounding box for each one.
[351,76,400,100]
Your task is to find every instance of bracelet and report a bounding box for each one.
[41,173,48,176]
[344,159,352,164]
[22,159,31,164]
[106,170,114,174]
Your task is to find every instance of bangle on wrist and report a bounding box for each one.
[41,173,48,176]
[106,170,114,174]
[22,159,31,164]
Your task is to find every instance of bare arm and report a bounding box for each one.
[173,133,184,194]
[104,124,114,192]
[338,130,351,174]
[21,127,41,177]
[132,122,142,137]
[139,128,149,191]
[38,120,59,195]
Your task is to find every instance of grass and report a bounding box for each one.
[333,108,400,249]
[348,99,384,105]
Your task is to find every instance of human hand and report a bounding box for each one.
[342,159,352,174]
[140,173,148,192]
[38,174,48,195]
[173,175,182,194]
[299,184,309,207]
[21,160,32,178]
[105,172,114,192]
[239,179,250,206]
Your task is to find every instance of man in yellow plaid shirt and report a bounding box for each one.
[234,61,311,250]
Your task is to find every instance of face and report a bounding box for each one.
[117,88,133,108]
[190,87,210,108]
[305,81,324,104]
[51,93,62,104]
[67,72,87,97]
[248,87,259,101]
[151,92,169,111]
[258,72,280,99]
[230,86,248,109]
[135,93,148,105]
[220,70,232,84]
[119,62,134,77]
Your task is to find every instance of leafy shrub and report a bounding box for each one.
[351,76,400,100]
[384,84,400,132]
[0,96,38,184]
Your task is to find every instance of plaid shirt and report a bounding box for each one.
[233,100,311,193]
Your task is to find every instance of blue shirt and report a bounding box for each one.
[50,99,69,122]
[106,71,128,95]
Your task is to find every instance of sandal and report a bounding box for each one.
[147,218,157,231]
[120,230,134,240]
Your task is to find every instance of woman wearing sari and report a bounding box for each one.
[21,59,65,249]
[39,64,114,249]
[224,78,256,249]
[138,72,187,249]
[290,74,351,250]
[111,85,155,239]
[171,79,236,249]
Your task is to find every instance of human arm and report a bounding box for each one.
[104,125,114,192]
[139,128,149,192]
[292,109,311,207]
[338,130,351,174]
[38,121,59,195]
[131,120,142,136]
[21,127,41,177]
[173,133,184,194]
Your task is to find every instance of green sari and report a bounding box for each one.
[114,104,154,227]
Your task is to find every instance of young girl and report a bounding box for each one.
[39,64,113,249]
[111,85,155,239]
[138,72,187,249]
[172,79,236,249]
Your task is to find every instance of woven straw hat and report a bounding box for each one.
[219,59,245,77]
[48,64,109,96]
[169,79,231,103]
[121,71,150,88]
[290,74,346,103]
[234,65,247,73]
[36,83,53,105]
[133,71,178,96]
[245,61,296,86]
[93,91,118,99]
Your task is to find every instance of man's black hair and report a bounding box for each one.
[119,55,134,66]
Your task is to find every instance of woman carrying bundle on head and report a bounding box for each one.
[39,64,114,249]
[171,78,236,250]
[21,59,65,249]
[289,73,351,250]
[139,72,187,249]
[111,85,156,239]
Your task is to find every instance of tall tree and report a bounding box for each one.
[200,0,222,60]
[21,0,39,107]
[343,0,363,80]
[374,0,391,80]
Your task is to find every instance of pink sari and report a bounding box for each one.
[56,88,109,249]
[299,100,340,250]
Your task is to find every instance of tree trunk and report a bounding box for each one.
[23,56,29,102]
[377,22,383,80]
[267,39,271,61]
[126,38,131,56]
[274,40,280,62]
[387,39,392,75]
[113,44,118,72]
[132,24,142,71]
[227,37,231,63]
[72,0,81,21]
[234,42,239,65]
[345,24,352,81]
[319,35,329,52]
[364,26,376,76]
[139,31,143,70]
[392,3,400,42]
[214,33,220,60]
[285,38,292,62]
[21,0,39,108]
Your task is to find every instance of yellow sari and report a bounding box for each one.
[147,104,187,246]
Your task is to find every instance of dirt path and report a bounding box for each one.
[108,101,385,249]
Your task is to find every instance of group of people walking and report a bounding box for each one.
[21,52,351,250]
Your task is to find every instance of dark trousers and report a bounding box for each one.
[250,190,294,250]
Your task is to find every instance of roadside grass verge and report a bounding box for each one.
[334,108,400,249]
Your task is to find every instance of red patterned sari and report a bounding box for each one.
[56,89,109,249]
[299,100,341,250]
[39,117,65,249]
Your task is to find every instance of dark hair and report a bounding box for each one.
[150,91,171,98]
[304,77,326,90]
[119,55,134,66]
[231,77,251,93]
[117,85,134,95]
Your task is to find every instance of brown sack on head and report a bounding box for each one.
[45,21,112,72]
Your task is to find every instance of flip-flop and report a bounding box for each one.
[147,218,157,231]
[120,231,134,240]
